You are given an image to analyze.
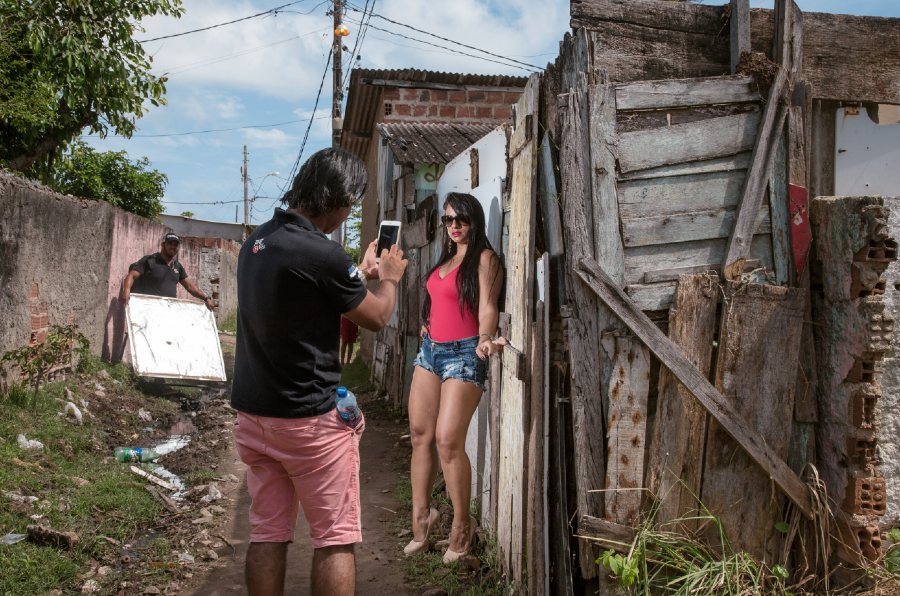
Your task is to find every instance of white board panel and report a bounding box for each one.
[126,294,226,381]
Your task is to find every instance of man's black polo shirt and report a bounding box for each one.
[231,209,367,418]
[129,253,187,298]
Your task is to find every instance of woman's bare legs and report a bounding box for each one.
[408,367,442,540]
[435,379,482,552]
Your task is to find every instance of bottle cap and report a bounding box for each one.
[336,386,347,397]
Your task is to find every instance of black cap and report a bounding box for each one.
[162,232,180,244]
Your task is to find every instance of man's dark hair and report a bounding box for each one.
[283,148,367,216]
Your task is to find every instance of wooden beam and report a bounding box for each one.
[730,0,750,74]
[642,261,758,284]
[615,76,759,111]
[622,207,771,248]
[526,306,546,596]
[618,170,747,220]
[576,257,813,518]
[723,1,793,278]
[618,152,751,182]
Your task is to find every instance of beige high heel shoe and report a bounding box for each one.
[442,517,477,564]
[403,508,439,556]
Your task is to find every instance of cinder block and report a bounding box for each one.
[843,476,887,516]
[850,263,886,298]
[847,435,878,469]
[850,389,879,430]
[854,238,898,265]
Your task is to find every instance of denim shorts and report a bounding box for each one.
[414,334,487,390]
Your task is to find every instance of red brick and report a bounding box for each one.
[845,355,878,383]
[855,524,883,561]
[484,91,509,104]
[418,90,431,102]
[30,283,39,299]
[505,91,523,104]
[843,476,887,516]
[847,435,878,469]
[494,106,512,121]
[851,389,879,430]
[382,88,401,101]
[430,90,448,101]
[400,88,420,101]
[66,310,76,325]
[393,103,411,116]
[467,91,486,102]
[475,106,493,119]
[412,105,428,117]
[427,105,439,117]
[457,106,476,118]
[448,90,466,103]
[439,106,456,118]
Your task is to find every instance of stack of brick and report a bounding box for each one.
[811,197,898,568]
[381,87,519,123]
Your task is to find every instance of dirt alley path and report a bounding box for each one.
[186,398,416,596]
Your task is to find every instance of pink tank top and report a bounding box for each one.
[426,266,479,342]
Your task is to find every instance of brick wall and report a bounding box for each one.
[381,87,520,123]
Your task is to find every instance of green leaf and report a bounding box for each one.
[774,521,790,534]
[887,528,900,543]
[772,564,789,580]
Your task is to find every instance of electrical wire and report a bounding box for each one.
[138,0,312,43]
[84,116,329,139]
[279,46,334,195]
[345,3,542,71]
[342,15,539,73]
[340,0,373,91]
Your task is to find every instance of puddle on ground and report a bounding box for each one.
[147,428,193,500]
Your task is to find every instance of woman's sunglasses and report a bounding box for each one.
[441,214,470,227]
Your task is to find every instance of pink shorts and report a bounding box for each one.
[233,409,364,548]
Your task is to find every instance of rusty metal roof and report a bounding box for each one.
[341,68,527,162]
[377,122,496,164]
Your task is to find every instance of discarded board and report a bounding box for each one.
[125,294,226,382]
[646,274,719,531]
[701,282,807,561]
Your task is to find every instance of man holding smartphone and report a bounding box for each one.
[231,147,407,596]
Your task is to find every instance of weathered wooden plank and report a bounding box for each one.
[571,0,726,33]
[770,132,792,285]
[539,136,564,258]
[700,282,807,560]
[624,234,773,286]
[723,0,793,278]
[590,83,625,284]
[618,112,760,174]
[497,74,539,584]
[576,515,636,549]
[549,341,575,596]
[642,261,758,285]
[625,282,677,312]
[646,274,719,532]
[618,171,747,219]
[526,302,546,596]
[615,76,759,111]
[618,152,751,182]
[730,0,750,74]
[576,257,813,518]
[622,207,771,248]
[489,313,510,533]
[558,76,605,580]
[604,336,651,523]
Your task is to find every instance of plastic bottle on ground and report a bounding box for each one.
[114,447,160,463]
[335,386,361,428]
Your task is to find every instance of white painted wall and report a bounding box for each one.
[835,106,900,196]
[434,125,509,523]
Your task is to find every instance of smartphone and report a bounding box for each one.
[375,220,402,261]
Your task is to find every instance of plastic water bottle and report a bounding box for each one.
[114,447,160,463]
[335,386,361,428]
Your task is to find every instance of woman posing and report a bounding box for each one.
[404,192,505,563]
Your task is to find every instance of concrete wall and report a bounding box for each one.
[0,173,114,359]
[0,171,239,367]
[877,202,900,526]
[161,214,246,243]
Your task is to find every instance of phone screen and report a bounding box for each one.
[376,224,400,256]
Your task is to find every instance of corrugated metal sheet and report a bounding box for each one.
[378,122,495,164]
[341,68,526,163]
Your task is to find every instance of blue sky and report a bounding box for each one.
[85,0,899,225]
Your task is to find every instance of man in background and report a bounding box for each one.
[119,232,214,309]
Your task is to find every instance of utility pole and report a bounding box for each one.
[242,145,249,241]
[332,0,345,245]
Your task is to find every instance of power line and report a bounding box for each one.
[280,46,334,194]
[138,0,311,43]
[86,116,329,139]
[343,16,539,73]
[345,3,542,71]
[340,0,374,91]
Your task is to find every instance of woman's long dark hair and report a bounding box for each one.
[422,192,499,327]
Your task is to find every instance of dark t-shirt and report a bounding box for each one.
[230,209,367,418]
[129,253,187,298]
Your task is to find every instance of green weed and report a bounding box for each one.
[219,310,237,334]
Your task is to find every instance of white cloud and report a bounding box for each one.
[244,128,297,149]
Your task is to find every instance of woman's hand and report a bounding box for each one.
[476,336,507,360]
